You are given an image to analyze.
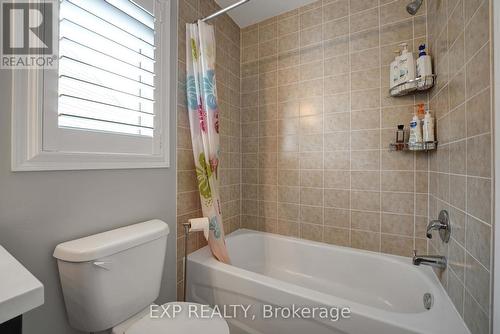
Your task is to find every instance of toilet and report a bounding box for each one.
[53,220,229,334]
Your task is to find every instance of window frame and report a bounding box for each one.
[11,0,172,171]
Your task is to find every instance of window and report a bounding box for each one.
[12,0,172,171]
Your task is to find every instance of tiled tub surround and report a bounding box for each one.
[176,0,241,298]
[174,1,495,333]
[240,0,431,257]
[427,0,493,333]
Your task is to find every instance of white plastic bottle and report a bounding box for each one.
[390,50,401,94]
[423,110,435,142]
[398,43,416,91]
[416,44,433,89]
[409,114,423,147]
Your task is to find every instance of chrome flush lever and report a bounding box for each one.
[93,261,112,270]
[426,210,451,243]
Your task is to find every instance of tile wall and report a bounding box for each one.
[176,0,241,299]
[427,0,493,333]
[240,0,431,256]
[175,2,495,333]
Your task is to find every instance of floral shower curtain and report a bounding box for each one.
[185,21,230,264]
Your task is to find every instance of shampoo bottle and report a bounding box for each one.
[398,43,416,91]
[416,44,433,89]
[409,114,423,147]
[423,110,435,142]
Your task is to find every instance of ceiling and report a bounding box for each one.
[214,0,317,28]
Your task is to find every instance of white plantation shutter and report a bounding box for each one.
[12,0,171,171]
[57,0,156,137]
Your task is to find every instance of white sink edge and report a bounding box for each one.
[0,245,44,324]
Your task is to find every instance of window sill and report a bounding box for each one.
[12,150,170,172]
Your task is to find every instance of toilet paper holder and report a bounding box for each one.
[182,217,210,302]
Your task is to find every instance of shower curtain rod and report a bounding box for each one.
[198,0,250,22]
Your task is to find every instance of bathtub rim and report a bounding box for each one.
[187,229,470,334]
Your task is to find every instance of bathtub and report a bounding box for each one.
[187,229,470,334]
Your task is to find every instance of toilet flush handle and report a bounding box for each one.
[93,261,112,270]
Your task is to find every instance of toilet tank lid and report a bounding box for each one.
[53,220,169,262]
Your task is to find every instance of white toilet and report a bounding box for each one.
[53,220,229,334]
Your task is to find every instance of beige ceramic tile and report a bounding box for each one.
[323,17,349,40]
[464,0,489,62]
[351,230,380,252]
[324,188,350,209]
[351,211,380,232]
[350,7,379,33]
[466,215,491,269]
[464,291,489,334]
[466,89,491,137]
[466,43,490,98]
[465,253,491,314]
[381,234,413,257]
[278,15,299,36]
[301,223,323,241]
[351,171,380,191]
[324,208,350,228]
[324,227,349,246]
[351,191,380,211]
[467,177,492,224]
[323,0,348,21]
[349,0,378,13]
[466,134,491,178]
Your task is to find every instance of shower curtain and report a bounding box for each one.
[185,21,230,264]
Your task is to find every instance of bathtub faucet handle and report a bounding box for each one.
[426,210,451,243]
[426,220,444,238]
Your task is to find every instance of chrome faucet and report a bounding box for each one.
[426,210,451,242]
[412,250,447,269]
[426,219,446,238]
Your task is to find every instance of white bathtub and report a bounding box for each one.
[187,229,470,334]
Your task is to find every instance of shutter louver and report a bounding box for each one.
[58,0,156,137]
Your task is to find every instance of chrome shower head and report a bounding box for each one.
[406,0,423,15]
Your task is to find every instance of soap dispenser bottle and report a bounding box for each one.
[398,43,416,91]
[423,109,435,142]
[390,50,401,93]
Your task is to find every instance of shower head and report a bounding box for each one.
[406,0,423,15]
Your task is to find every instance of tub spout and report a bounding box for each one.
[412,250,447,270]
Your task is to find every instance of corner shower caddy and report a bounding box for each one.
[389,141,438,152]
[388,74,438,152]
[389,74,436,97]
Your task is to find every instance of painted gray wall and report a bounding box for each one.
[0,2,178,333]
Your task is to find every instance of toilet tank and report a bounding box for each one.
[53,220,169,333]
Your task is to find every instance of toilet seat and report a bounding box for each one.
[112,302,230,334]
